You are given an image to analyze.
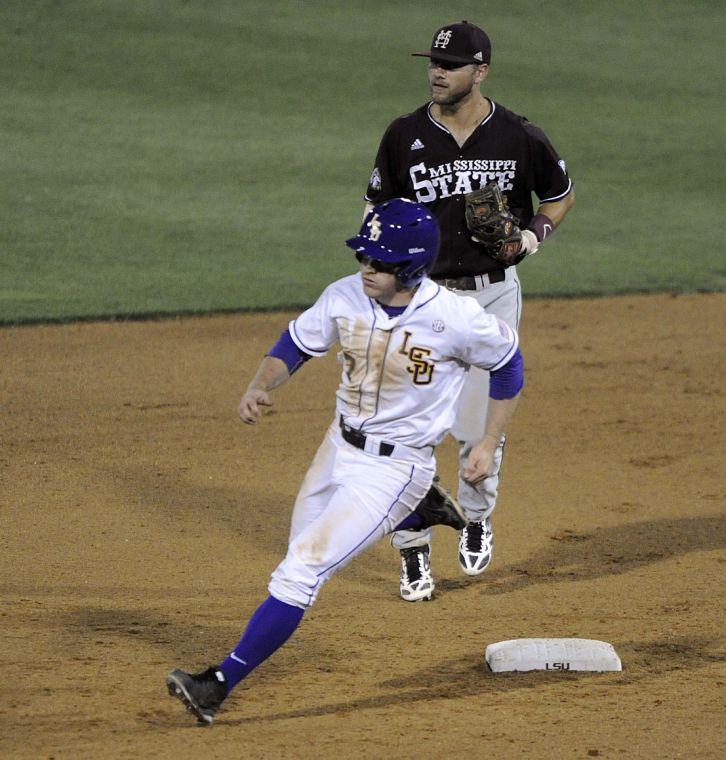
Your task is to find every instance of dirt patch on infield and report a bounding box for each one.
[1,293,724,759]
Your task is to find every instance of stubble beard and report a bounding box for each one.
[432,87,468,107]
[430,71,477,108]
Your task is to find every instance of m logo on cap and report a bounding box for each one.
[434,30,452,48]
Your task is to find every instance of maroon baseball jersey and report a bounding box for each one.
[365,100,573,278]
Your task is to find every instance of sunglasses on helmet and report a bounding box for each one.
[355,253,404,275]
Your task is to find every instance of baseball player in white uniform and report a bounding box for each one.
[166,198,523,724]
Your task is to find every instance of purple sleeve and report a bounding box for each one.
[489,347,524,400]
[267,329,313,375]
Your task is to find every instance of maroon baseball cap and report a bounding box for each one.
[412,20,491,65]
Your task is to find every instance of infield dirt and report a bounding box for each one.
[2,293,724,759]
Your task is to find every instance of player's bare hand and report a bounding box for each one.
[238,389,273,425]
[462,438,497,485]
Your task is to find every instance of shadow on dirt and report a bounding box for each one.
[61,514,725,664]
[62,599,724,727]
[437,514,726,595]
[213,636,723,726]
[59,514,725,727]
[116,459,725,596]
[116,464,294,555]
[63,606,236,664]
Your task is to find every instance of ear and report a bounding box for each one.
[474,64,489,84]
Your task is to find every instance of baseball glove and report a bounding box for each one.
[464,182,525,266]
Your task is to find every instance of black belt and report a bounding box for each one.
[339,416,394,457]
[434,269,505,290]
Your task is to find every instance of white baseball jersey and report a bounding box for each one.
[288,274,518,449]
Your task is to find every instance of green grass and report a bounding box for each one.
[1,0,724,323]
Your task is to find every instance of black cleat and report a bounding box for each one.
[166,666,228,725]
[413,477,467,531]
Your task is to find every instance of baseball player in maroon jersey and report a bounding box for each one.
[364,20,575,601]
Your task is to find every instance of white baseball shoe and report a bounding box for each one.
[458,518,494,575]
[399,545,434,601]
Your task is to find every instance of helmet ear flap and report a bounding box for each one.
[395,261,427,289]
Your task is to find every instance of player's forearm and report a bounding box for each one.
[521,191,574,253]
[246,356,290,393]
[481,393,520,449]
[537,190,575,228]
[463,392,521,484]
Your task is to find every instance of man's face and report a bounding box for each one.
[427,58,487,105]
[356,255,405,301]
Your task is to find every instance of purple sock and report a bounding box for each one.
[219,596,304,692]
[394,512,425,532]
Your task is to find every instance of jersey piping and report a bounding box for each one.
[410,283,442,312]
[305,463,417,605]
[488,330,519,372]
[359,329,393,429]
[539,177,573,203]
[356,304,379,422]
[289,322,328,357]
[425,100,496,138]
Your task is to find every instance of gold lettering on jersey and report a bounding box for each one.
[399,331,434,385]
[408,347,434,384]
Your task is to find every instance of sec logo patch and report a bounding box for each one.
[432,320,445,333]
